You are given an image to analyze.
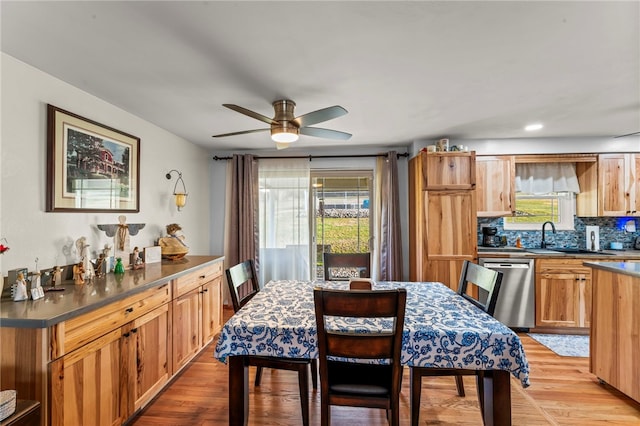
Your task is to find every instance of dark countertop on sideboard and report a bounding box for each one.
[0,255,224,329]
[583,261,640,278]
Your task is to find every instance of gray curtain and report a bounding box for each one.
[227,154,258,278]
[378,151,403,281]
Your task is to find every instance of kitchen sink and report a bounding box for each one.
[548,247,615,255]
[526,247,615,255]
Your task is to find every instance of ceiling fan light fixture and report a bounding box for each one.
[271,127,299,143]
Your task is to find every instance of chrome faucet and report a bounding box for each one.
[541,221,556,248]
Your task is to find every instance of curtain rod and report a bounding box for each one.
[212,152,410,161]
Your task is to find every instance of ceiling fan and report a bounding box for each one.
[212,100,351,149]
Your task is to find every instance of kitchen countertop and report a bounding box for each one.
[477,247,640,260]
[583,261,640,278]
[0,255,223,328]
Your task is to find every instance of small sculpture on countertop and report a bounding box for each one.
[73,262,85,285]
[131,246,144,270]
[76,237,95,281]
[13,272,29,301]
[158,223,189,260]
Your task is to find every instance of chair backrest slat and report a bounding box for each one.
[457,260,503,316]
[225,259,260,312]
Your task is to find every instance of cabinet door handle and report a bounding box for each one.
[203,288,208,293]
[125,307,134,313]
[199,275,206,279]
[123,332,130,337]
[132,328,138,333]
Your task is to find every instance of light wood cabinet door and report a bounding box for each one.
[172,288,201,373]
[201,277,223,346]
[421,151,476,190]
[536,271,581,327]
[122,303,171,415]
[50,330,123,426]
[535,259,591,328]
[598,153,639,216]
[424,259,467,291]
[476,156,515,217]
[424,190,477,258]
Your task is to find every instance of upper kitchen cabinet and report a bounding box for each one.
[476,155,515,217]
[420,151,476,190]
[598,153,640,216]
[409,151,477,287]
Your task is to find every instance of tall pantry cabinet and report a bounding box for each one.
[409,151,478,289]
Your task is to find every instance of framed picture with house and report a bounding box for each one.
[46,104,140,212]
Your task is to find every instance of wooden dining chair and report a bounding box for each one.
[323,252,371,281]
[225,260,318,426]
[314,287,407,426]
[349,278,373,290]
[410,260,504,426]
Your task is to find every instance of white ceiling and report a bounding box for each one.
[2,1,639,152]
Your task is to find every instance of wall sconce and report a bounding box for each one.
[166,170,188,211]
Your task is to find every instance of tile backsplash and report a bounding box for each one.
[478,217,640,250]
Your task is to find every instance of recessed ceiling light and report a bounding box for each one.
[525,123,544,131]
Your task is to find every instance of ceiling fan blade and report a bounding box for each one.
[614,131,640,138]
[294,105,347,127]
[223,104,277,125]
[212,128,269,138]
[300,127,352,140]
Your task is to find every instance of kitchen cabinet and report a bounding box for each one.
[409,151,477,288]
[476,155,515,217]
[590,265,640,403]
[535,259,591,329]
[598,153,640,216]
[172,261,223,373]
[49,283,171,426]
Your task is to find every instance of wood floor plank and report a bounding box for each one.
[130,308,640,425]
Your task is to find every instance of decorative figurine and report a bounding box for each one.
[93,253,106,277]
[76,237,95,281]
[73,262,85,285]
[97,216,145,267]
[158,223,189,260]
[13,272,29,301]
[51,266,63,288]
[114,257,125,274]
[131,246,145,270]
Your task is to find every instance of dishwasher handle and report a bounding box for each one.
[483,263,531,269]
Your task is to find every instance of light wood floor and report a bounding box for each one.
[131,307,640,425]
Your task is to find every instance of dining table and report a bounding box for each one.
[214,280,530,426]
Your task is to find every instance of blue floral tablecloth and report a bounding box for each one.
[214,280,530,387]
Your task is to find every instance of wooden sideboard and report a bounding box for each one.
[0,256,224,426]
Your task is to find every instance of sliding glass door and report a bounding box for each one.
[311,171,373,280]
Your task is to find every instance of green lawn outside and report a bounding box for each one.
[316,217,369,253]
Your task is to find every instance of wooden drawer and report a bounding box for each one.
[536,258,591,276]
[50,283,171,359]
[172,261,223,297]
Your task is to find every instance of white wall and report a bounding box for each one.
[1,54,212,275]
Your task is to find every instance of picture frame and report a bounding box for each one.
[46,104,140,212]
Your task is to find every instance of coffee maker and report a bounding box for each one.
[481,227,500,247]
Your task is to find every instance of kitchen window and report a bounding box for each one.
[504,162,579,231]
[504,192,575,231]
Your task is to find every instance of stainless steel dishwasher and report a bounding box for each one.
[478,258,535,330]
